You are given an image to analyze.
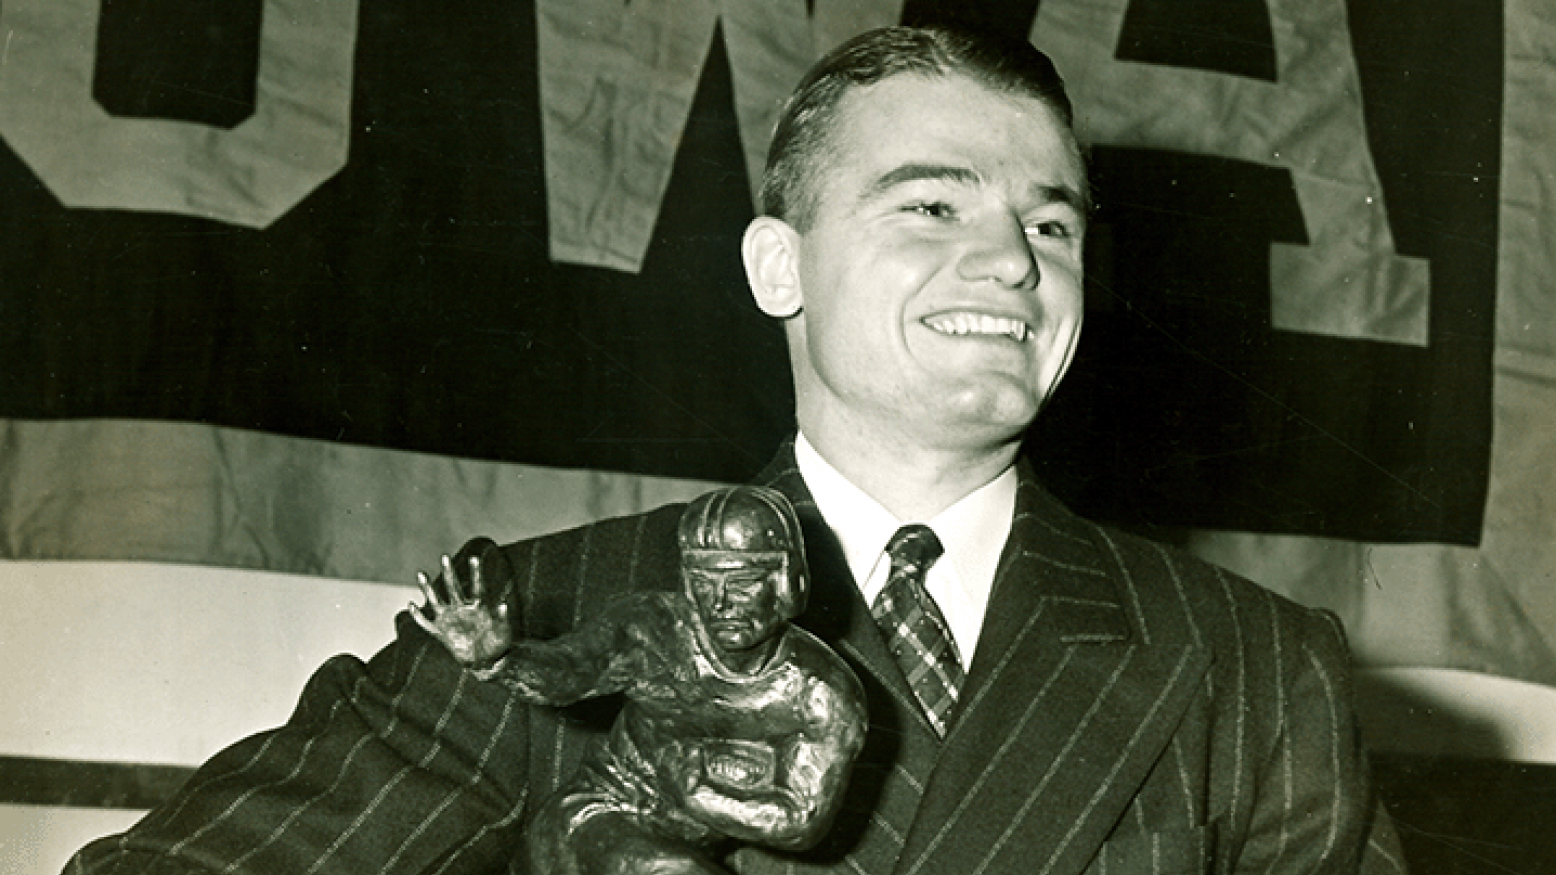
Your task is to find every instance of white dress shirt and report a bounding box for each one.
[794,433,1016,671]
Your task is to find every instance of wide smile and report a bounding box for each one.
[923,311,1031,343]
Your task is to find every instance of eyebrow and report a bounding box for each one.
[864,163,980,200]
[1034,182,1089,215]
[863,162,1088,214]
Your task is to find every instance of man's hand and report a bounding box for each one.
[412,550,512,667]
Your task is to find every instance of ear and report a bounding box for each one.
[741,216,804,319]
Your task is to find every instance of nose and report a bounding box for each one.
[958,214,1039,290]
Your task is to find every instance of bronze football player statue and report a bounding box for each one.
[413,485,867,874]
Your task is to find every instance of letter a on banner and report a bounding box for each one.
[0,0,357,229]
[1035,0,1430,345]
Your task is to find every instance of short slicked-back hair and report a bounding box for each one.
[760,26,1079,230]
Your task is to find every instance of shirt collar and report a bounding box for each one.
[794,432,1016,603]
[795,433,901,591]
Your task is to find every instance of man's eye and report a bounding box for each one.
[909,202,955,219]
[1027,220,1071,239]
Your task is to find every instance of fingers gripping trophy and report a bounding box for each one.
[413,486,868,874]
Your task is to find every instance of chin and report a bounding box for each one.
[939,386,1044,438]
[714,631,756,650]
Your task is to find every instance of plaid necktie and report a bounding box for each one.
[871,524,965,737]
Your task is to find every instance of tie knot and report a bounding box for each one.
[886,524,943,573]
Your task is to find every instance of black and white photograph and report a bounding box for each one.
[1,2,1550,872]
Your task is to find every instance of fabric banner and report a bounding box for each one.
[1190,0,1556,687]
[1,0,1551,685]
[0,419,721,582]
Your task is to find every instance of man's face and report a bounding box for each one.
[684,558,787,654]
[769,73,1087,454]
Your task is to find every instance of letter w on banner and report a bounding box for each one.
[536,0,902,273]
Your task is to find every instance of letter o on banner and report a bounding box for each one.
[0,0,358,229]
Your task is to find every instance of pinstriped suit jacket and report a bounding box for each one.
[68,443,1406,875]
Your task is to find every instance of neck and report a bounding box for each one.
[800,418,1020,522]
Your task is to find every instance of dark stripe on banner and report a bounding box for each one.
[0,755,194,809]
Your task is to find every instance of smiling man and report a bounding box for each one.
[67,25,1405,875]
[743,59,1088,523]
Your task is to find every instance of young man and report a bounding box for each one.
[68,26,1405,875]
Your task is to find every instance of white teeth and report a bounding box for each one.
[926,313,1030,342]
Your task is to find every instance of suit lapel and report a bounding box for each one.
[893,471,1210,875]
[753,444,1210,875]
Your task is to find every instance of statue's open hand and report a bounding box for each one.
[412,552,512,667]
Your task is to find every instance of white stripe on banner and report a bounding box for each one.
[1,804,147,875]
[0,561,412,768]
[0,418,727,584]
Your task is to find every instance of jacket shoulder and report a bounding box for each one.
[1075,515,1348,658]
[481,503,689,637]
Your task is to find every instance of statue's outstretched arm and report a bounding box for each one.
[412,545,512,667]
[412,543,633,705]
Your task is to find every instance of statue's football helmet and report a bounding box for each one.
[678,485,809,619]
